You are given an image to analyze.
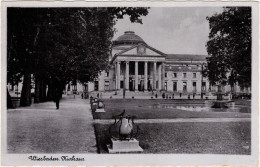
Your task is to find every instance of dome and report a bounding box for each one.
[113,31,146,47]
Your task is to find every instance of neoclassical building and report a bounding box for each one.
[88,31,249,95]
[92,31,210,94]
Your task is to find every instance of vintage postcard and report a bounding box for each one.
[1,1,259,166]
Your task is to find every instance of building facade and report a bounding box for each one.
[90,31,248,95]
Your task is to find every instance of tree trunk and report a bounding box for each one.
[47,79,54,101]
[20,73,31,106]
[34,74,40,103]
[7,88,14,108]
[39,79,47,102]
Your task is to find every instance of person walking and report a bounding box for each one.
[54,89,61,109]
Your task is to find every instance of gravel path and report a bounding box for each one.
[7,95,97,153]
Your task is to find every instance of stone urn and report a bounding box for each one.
[98,100,104,108]
[109,110,139,140]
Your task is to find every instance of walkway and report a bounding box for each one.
[7,95,96,153]
[94,117,251,124]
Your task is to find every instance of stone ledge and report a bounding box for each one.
[95,108,106,112]
[107,138,143,153]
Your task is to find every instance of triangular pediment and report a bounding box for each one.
[116,43,165,57]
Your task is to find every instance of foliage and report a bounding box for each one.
[7,7,149,106]
[206,7,251,88]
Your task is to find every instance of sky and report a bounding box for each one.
[113,7,223,55]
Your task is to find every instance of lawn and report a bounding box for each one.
[94,122,251,154]
[93,99,251,119]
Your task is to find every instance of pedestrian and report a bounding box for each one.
[81,93,83,99]
[54,89,61,109]
[97,93,99,98]
[180,93,182,98]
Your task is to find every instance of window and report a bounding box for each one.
[193,73,196,78]
[173,73,177,78]
[183,73,187,78]
[105,72,109,77]
[164,82,168,91]
[202,82,206,91]
[173,82,177,91]
[120,81,123,89]
[192,82,196,91]
[9,84,14,91]
[104,81,110,91]
[72,85,77,91]
[94,81,99,91]
[183,82,187,91]
[165,72,168,78]
[83,84,88,91]
[105,81,109,86]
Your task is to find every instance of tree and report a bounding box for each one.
[7,7,149,106]
[206,7,251,89]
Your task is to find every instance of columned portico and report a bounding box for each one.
[111,39,166,92]
[114,60,165,92]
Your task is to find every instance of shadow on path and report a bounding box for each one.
[7,95,96,153]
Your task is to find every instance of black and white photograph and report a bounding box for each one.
[1,1,259,166]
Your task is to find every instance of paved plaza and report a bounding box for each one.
[7,95,251,153]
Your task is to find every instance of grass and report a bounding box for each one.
[93,99,251,119]
[94,122,251,154]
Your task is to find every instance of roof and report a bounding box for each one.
[113,31,146,46]
[110,43,166,63]
[116,43,166,56]
[166,54,207,61]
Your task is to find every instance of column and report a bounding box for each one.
[135,61,138,91]
[162,63,165,90]
[125,61,129,91]
[153,62,157,90]
[117,61,121,90]
[158,63,162,90]
[115,63,117,90]
[144,61,148,92]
